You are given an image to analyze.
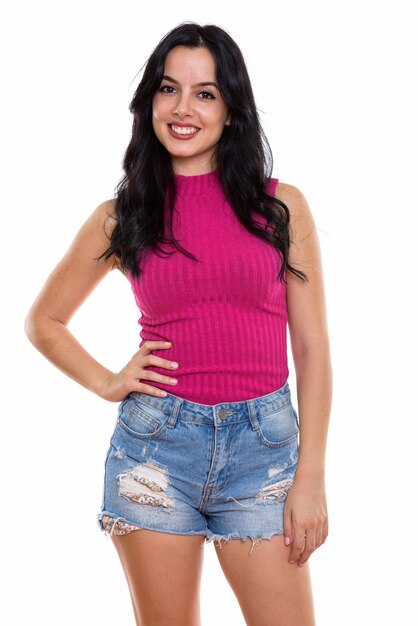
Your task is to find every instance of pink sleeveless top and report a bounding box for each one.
[129,170,288,404]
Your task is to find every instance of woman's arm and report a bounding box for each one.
[275,182,332,565]
[279,183,332,479]
[25,200,180,401]
[24,200,120,397]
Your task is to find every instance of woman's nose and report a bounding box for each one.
[173,93,193,117]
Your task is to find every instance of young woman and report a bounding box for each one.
[25,22,332,626]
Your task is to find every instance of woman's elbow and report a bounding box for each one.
[24,306,56,347]
[24,308,41,345]
[291,332,331,364]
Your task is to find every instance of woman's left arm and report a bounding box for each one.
[275,182,333,567]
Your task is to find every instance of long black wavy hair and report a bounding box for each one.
[98,22,308,283]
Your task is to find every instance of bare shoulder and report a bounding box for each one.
[94,198,117,242]
[92,198,124,272]
[273,181,316,243]
[94,198,132,279]
[273,181,312,219]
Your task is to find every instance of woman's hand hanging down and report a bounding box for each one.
[98,341,179,402]
[283,473,328,568]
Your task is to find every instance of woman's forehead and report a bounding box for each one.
[163,46,217,82]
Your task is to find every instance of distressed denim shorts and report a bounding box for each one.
[97,381,300,555]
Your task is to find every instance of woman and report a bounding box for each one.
[25,22,332,626]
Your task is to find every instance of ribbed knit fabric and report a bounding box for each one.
[129,170,288,405]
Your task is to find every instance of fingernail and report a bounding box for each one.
[289,560,295,564]
[285,536,290,545]
[170,362,179,368]
[298,562,305,567]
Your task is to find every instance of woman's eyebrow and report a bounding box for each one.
[161,75,220,89]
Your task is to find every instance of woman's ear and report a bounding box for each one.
[225,113,231,126]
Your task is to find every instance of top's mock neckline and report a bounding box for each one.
[174,169,220,196]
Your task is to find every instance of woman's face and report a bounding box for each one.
[152,45,231,175]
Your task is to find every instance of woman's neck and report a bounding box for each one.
[171,155,217,177]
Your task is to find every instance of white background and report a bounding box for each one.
[2,0,417,624]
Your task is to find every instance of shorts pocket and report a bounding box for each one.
[117,398,169,439]
[256,401,299,449]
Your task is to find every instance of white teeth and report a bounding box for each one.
[170,125,199,135]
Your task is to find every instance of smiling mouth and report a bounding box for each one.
[169,124,200,136]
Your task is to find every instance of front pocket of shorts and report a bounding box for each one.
[256,401,299,448]
[118,402,169,439]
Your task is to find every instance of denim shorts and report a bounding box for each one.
[97,381,300,555]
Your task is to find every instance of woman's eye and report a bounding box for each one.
[198,91,215,100]
[159,85,176,94]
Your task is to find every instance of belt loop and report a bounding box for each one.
[247,399,260,432]
[166,396,182,428]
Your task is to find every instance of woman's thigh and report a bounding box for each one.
[214,535,316,626]
[111,529,206,626]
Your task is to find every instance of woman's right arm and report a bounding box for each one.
[24,200,179,402]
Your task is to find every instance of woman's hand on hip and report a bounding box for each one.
[97,341,179,402]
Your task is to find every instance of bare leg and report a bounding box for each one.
[110,527,206,626]
[214,534,316,626]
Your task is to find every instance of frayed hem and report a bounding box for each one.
[97,511,284,555]
[205,530,284,556]
[97,511,144,538]
[96,511,208,541]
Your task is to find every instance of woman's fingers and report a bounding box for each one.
[285,507,324,566]
[295,528,317,566]
[146,353,179,371]
[135,365,178,384]
[287,519,327,566]
[283,506,293,547]
[136,340,172,355]
[135,381,170,397]
[288,524,308,564]
[98,341,179,401]
[283,477,328,566]
[319,519,329,546]
[130,340,180,395]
